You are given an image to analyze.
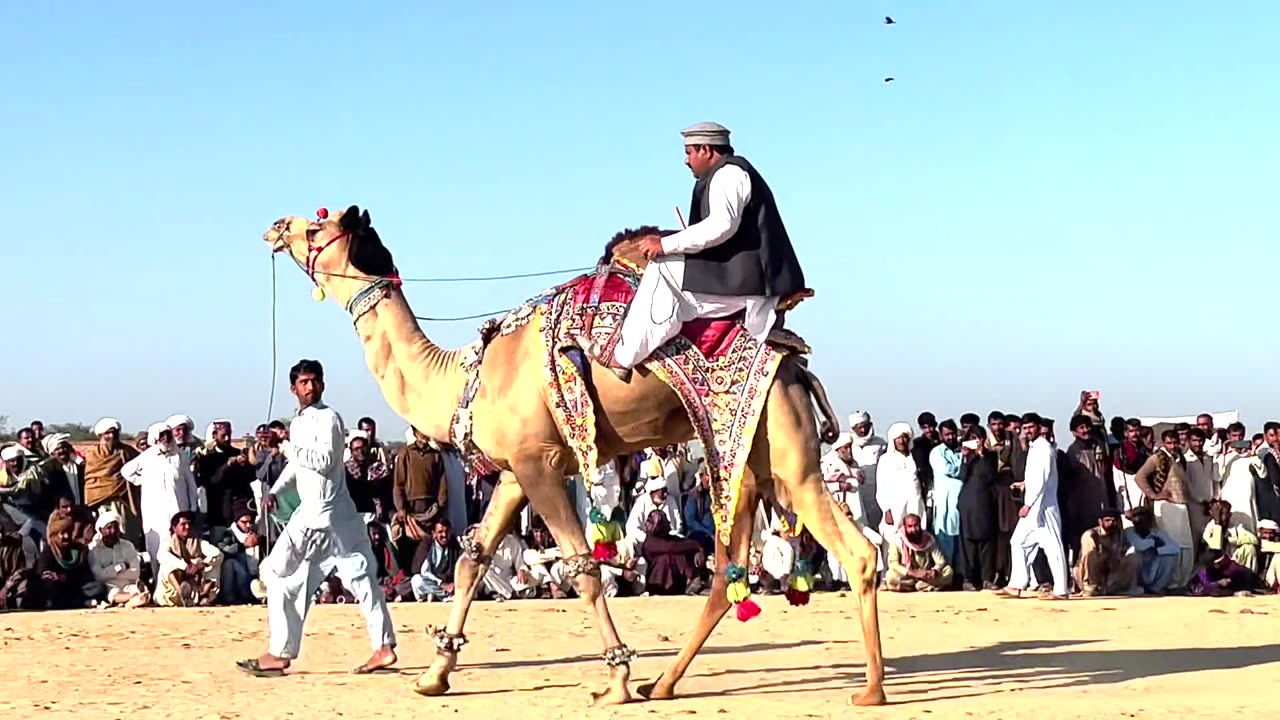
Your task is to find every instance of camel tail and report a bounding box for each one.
[791,358,840,445]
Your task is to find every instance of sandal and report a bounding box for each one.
[236,658,286,678]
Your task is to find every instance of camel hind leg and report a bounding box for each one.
[637,483,758,700]
[414,471,526,696]
[762,378,886,706]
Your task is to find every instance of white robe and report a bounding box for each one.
[1009,437,1068,596]
[263,403,395,659]
[1217,451,1261,533]
[624,491,682,556]
[874,449,924,548]
[850,435,888,524]
[88,537,144,595]
[121,446,199,570]
[613,164,778,369]
[483,533,532,599]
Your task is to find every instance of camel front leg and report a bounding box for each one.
[514,456,635,706]
[637,485,757,700]
[414,472,525,697]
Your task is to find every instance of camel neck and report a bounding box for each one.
[352,289,464,442]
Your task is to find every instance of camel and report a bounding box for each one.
[262,206,886,707]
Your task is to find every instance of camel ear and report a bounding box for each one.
[340,205,362,232]
[361,209,371,226]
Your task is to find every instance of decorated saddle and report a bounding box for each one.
[486,259,811,544]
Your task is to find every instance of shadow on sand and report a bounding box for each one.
[674,638,1280,703]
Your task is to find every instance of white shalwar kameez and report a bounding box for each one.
[874,442,924,568]
[262,404,395,660]
[483,532,533,600]
[1008,437,1069,596]
[1217,451,1261,533]
[121,425,199,572]
[613,164,778,369]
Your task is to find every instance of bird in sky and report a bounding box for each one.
[884,77,895,82]
[884,16,895,24]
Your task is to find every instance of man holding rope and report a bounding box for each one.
[608,121,807,380]
[236,358,397,677]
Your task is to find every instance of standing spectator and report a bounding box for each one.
[1133,430,1196,585]
[27,421,48,460]
[912,413,940,521]
[847,412,887,526]
[928,419,963,576]
[958,428,998,590]
[1112,418,1149,513]
[875,423,924,566]
[82,418,142,545]
[1063,414,1116,563]
[1184,428,1219,552]
[1,446,48,536]
[122,423,200,574]
[391,429,448,569]
[346,434,392,521]
[1217,425,1262,532]
[682,466,716,555]
[196,420,256,534]
[1254,422,1280,524]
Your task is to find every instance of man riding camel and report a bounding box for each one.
[606,121,807,380]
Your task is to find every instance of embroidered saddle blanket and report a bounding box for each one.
[495,261,787,544]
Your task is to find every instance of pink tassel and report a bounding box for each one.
[784,588,810,606]
[736,598,762,622]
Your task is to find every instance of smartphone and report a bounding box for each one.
[1088,390,1100,400]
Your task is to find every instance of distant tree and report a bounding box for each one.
[46,422,98,442]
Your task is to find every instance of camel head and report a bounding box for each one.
[264,205,397,306]
[601,225,679,269]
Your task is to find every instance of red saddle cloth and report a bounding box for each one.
[566,268,743,362]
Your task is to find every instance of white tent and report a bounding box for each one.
[1137,410,1239,438]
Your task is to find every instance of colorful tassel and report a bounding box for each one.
[784,587,811,606]
[589,508,607,525]
[736,598,762,621]
[592,540,617,562]
[724,563,760,622]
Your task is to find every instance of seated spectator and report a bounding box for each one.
[523,518,571,598]
[88,510,150,608]
[1257,519,1279,592]
[216,501,264,605]
[38,511,102,609]
[483,530,536,601]
[1123,507,1181,595]
[1075,508,1139,596]
[0,518,42,609]
[1202,499,1259,572]
[1,446,49,538]
[410,519,458,602]
[1189,553,1258,597]
[884,513,954,592]
[640,510,704,596]
[759,524,794,593]
[50,496,96,547]
[155,511,223,607]
[625,477,682,561]
[682,466,716,555]
[368,521,411,602]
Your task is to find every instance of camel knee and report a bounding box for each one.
[563,553,604,600]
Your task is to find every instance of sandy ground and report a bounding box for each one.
[1,591,1277,720]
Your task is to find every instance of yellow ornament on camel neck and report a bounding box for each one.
[312,285,327,302]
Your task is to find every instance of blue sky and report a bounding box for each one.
[2,1,1276,439]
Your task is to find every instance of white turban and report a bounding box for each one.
[96,510,123,532]
[404,428,416,444]
[645,476,668,494]
[1260,520,1279,532]
[41,433,72,455]
[831,432,854,451]
[886,422,913,442]
[849,411,871,427]
[0,445,22,462]
[93,417,122,436]
[147,422,172,447]
[165,414,194,431]
[347,429,370,447]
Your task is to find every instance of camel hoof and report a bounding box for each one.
[589,687,633,707]
[413,676,450,697]
[636,681,674,701]
[848,687,887,707]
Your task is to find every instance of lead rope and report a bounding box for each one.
[263,253,279,550]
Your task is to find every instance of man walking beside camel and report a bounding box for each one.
[236,359,397,677]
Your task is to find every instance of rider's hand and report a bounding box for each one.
[637,237,664,259]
